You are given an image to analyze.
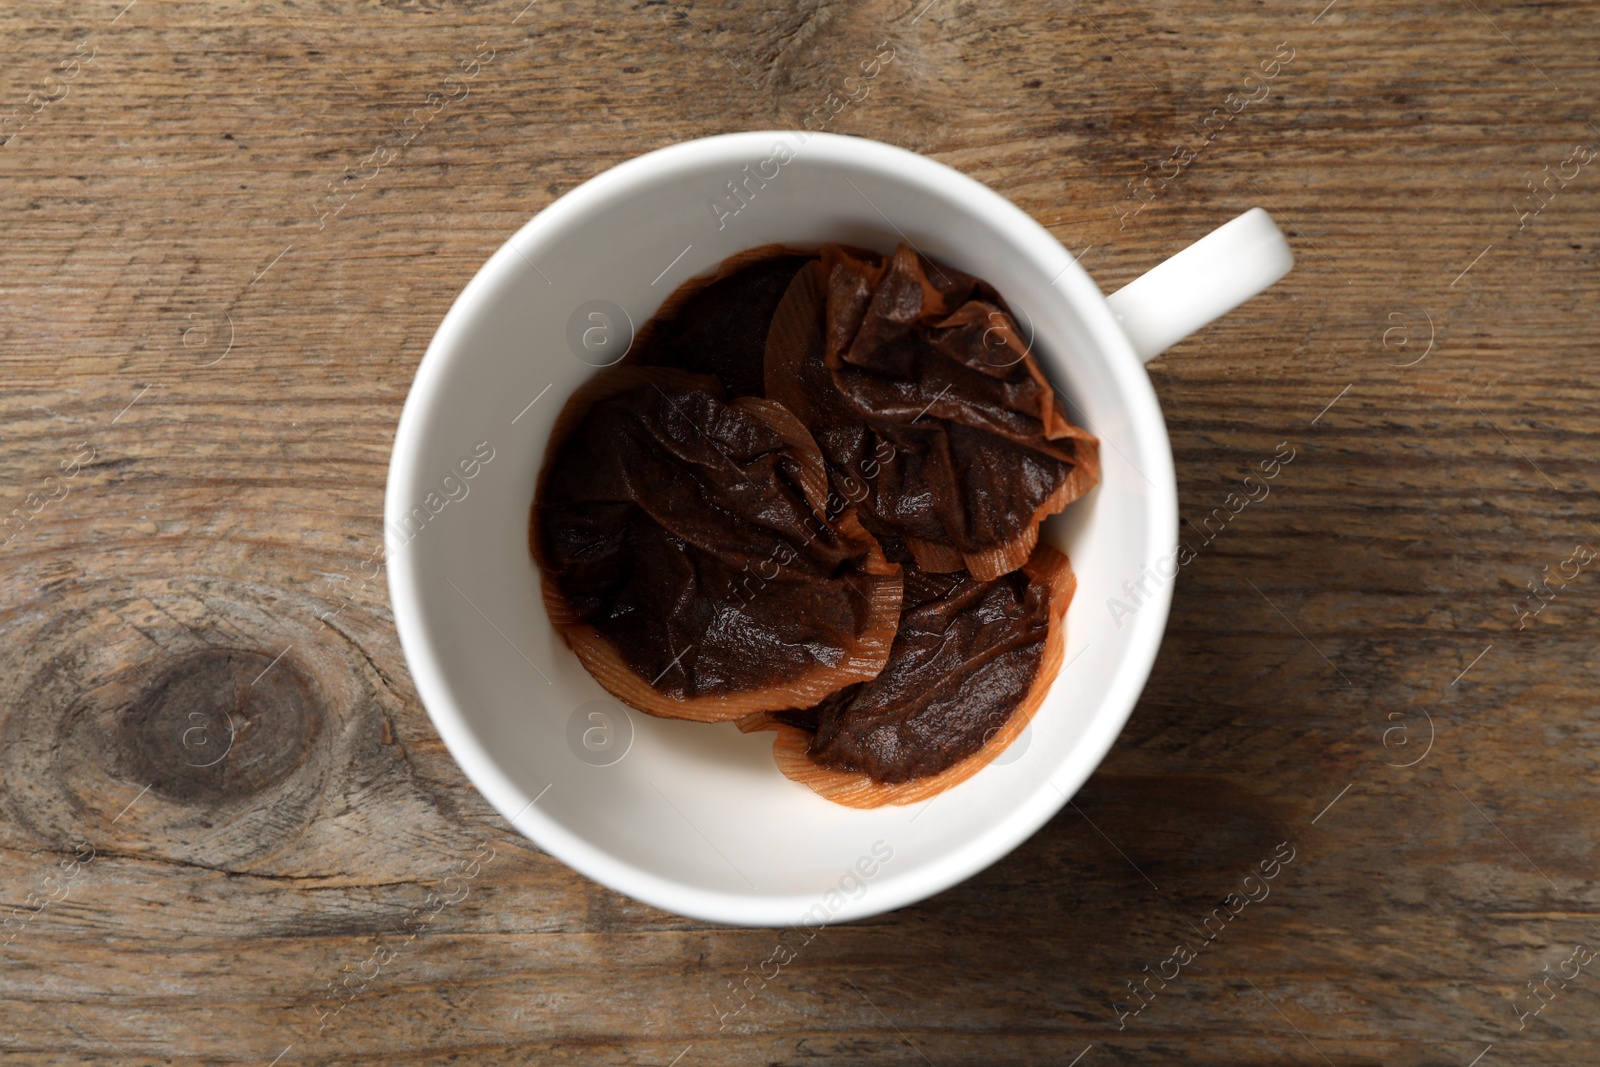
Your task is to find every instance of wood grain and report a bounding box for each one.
[3,0,1598,1063]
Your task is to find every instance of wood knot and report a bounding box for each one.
[118,648,322,804]
[0,572,470,874]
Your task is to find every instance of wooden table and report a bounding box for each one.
[3,1,1597,1063]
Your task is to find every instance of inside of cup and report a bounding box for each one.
[389,133,1174,923]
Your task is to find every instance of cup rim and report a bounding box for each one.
[386,131,1178,925]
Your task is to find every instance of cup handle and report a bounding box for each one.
[1104,207,1294,363]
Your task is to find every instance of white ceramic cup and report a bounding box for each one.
[385,131,1292,926]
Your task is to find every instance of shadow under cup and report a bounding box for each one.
[385,130,1177,926]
